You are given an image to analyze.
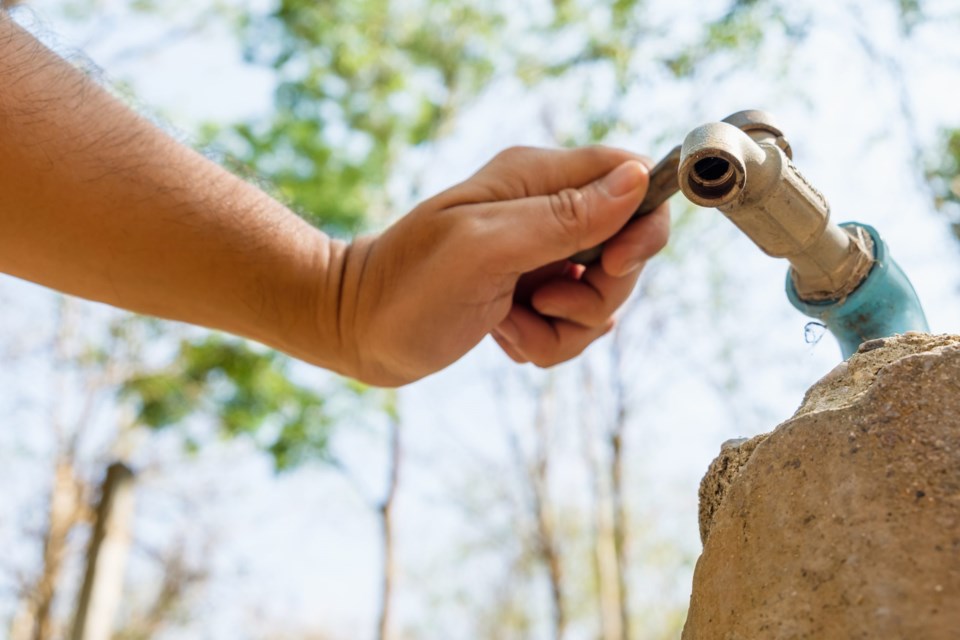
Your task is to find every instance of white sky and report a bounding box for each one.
[3,0,960,638]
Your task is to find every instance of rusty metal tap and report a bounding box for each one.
[572,109,929,358]
[571,111,793,266]
[573,110,874,303]
[678,111,875,301]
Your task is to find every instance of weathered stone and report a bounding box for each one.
[684,333,960,640]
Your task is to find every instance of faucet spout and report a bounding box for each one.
[678,120,874,302]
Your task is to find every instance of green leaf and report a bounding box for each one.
[122,335,338,471]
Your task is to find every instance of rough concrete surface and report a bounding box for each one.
[683,333,960,640]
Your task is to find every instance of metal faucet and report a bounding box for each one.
[573,110,929,357]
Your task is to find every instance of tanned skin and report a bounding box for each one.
[0,15,669,386]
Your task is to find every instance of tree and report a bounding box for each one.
[928,130,960,243]
[5,0,959,637]
[3,0,511,633]
[208,0,507,231]
[121,335,337,472]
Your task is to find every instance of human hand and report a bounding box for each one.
[321,146,670,386]
[0,21,668,383]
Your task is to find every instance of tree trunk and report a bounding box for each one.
[591,500,622,640]
[534,494,566,640]
[609,337,631,640]
[27,457,84,640]
[72,462,135,640]
[531,379,566,640]
[579,365,622,640]
[609,427,629,640]
[376,416,402,640]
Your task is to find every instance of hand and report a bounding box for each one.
[321,146,670,386]
[0,21,668,384]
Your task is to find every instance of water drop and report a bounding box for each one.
[804,321,827,345]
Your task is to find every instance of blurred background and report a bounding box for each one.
[2,0,960,638]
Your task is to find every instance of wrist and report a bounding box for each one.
[317,235,386,383]
[253,218,350,375]
[275,228,383,383]
[265,229,346,373]
[308,232,409,386]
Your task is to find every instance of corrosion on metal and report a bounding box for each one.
[677,115,874,302]
[571,110,796,266]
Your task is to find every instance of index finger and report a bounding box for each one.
[601,201,671,277]
[443,146,653,205]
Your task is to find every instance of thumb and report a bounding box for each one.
[479,160,648,273]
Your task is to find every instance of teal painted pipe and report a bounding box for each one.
[786,223,929,359]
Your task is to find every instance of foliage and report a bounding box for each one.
[107,0,510,473]
[927,128,960,244]
[663,2,795,78]
[110,0,511,471]
[121,336,334,471]
[210,0,506,233]
[7,0,951,636]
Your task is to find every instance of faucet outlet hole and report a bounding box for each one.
[694,157,730,182]
[688,156,738,202]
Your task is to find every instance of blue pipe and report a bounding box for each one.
[786,223,929,359]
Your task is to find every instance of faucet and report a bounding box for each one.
[573,110,929,358]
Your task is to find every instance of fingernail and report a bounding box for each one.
[497,317,521,344]
[536,305,560,318]
[599,161,646,198]
[532,296,561,318]
[623,258,646,274]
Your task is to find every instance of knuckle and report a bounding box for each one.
[557,299,607,328]
[653,231,669,254]
[584,309,612,328]
[528,345,570,369]
[581,291,612,326]
[420,207,467,242]
[578,144,610,158]
[532,357,558,369]
[548,187,591,240]
[534,350,577,368]
[645,212,671,256]
[451,206,488,238]
[657,216,672,249]
[580,144,641,167]
[524,346,556,368]
[494,145,536,165]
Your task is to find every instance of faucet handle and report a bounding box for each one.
[721,109,792,159]
[569,145,680,265]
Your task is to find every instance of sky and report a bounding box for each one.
[3,0,960,638]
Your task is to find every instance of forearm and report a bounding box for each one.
[0,16,342,368]
[0,15,671,387]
